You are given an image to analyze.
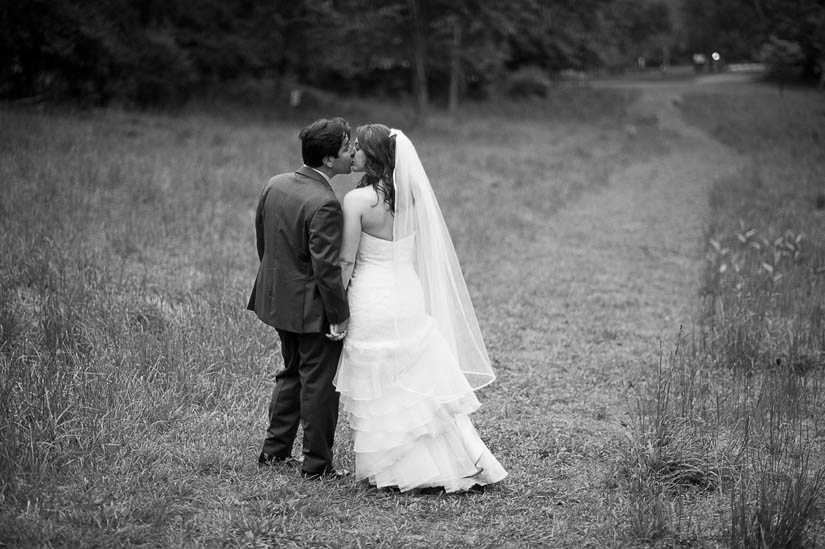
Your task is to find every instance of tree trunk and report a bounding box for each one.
[448,17,462,115]
[751,0,767,24]
[661,40,670,71]
[408,0,427,122]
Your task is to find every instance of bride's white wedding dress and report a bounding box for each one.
[334,231,507,492]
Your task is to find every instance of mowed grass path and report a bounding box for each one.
[1,84,748,547]
[464,85,743,545]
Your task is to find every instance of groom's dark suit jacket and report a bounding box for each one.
[248,166,349,333]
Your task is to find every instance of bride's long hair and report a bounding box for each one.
[355,124,396,213]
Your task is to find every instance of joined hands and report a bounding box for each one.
[326,320,348,341]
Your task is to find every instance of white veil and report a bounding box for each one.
[391,129,495,390]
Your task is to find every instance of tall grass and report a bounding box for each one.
[0,108,283,543]
[622,85,825,547]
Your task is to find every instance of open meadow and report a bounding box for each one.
[1,79,824,547]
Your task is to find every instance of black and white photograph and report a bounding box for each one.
[2,0,824,546]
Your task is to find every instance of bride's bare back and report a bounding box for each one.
[344,186,394,240]
[340,185,393,287]
[354,186,393,241]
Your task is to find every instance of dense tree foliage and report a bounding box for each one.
[0,0,820,108]
[682,0,825,79]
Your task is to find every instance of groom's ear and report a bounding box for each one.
[321,155,334,168]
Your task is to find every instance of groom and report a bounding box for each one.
[248,117,352,479]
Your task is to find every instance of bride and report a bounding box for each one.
[333,124,507,493]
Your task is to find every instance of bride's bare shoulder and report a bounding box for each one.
[343,187,376,211]
[345,186,372,200]
[347,186,382,202]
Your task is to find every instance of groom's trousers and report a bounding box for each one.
[263,329,342,475]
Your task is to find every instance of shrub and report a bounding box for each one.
[505,66,552,98]
[757,35,806,83]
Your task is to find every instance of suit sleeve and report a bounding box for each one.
[308,199,350,324]
[254,186,267,261]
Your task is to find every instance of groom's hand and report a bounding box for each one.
[326,319,348,341]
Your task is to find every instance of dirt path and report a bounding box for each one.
[486,81,746,542]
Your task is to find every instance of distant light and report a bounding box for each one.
[711,52,721,61]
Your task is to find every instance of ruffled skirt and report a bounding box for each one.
[334,260,507,492]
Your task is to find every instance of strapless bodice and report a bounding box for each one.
[355,231,415,268]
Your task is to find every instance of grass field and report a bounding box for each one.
[1,82,824,547]
[637,84,825,547]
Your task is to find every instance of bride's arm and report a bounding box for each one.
[339,191,363,289]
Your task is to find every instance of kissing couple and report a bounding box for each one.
[248,117,507,493]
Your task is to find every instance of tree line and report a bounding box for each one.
[682,0,824,81]
[0,0,822,109]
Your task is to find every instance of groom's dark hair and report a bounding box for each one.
[299,118,351,167]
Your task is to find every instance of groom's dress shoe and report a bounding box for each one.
[258,452,303,468]
[301,468,351,481]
